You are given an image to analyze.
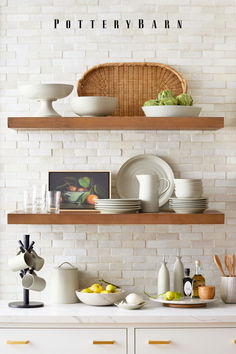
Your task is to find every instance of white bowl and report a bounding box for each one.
[76,289,126,306]
[71,96,118,117]
[19,84,74,117]
[174,179,202,183]
[142,105,201,117]
[19,84,73,100]
[175,191,203,198]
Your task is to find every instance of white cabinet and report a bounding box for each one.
[2,326,236,354]
[135,328,236,354]
[0,328,127,354]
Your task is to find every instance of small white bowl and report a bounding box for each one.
[175,191,203,198]
[76,289,126,306]
[174,179,202,183]
[142,105,201,117]
[71,96,118,117]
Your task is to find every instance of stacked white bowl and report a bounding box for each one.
[169,179,208,214]
[174,179,202,198]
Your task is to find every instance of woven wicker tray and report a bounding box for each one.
[77,62,187,116]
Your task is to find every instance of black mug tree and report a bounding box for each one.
[9,234,44,308]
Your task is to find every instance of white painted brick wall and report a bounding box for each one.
[0,0,236,299]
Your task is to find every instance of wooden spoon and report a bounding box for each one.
[225,254,234,277]
[233,255,236,277]
[214,255,226,276]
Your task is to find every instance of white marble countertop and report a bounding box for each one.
[0,300,236,327]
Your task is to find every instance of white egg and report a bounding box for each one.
[126,293,143,305]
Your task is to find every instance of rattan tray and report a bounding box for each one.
[77,62,187,116]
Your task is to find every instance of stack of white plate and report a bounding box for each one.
[174,179,203,198]
[95,199,141,214]
[169,197,208,214]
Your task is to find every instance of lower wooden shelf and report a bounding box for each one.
[7,210,224,225]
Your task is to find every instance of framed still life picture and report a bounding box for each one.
[48,171,111,211]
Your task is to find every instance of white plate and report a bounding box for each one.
[96,201,141,205]
[116,154,174,207]
[170,203,207,206]
[96,199,140,202]
[96,206,141,210]
[99,209,140,214]
[171,209,207,214]
[170,197,207,201]
[114,300,146,310]
[150,297,216,306]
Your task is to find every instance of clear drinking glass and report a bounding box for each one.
[47,191,61,214]
[23,190,33,213]
[32,184,46,213]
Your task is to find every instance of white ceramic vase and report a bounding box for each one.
[157,261,170,295]
[173,256,184,294]
[136,174,170,212]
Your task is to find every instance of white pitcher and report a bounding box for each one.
[136,174,170,212]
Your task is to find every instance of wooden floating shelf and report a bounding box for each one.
[7,211,224,225]
[8,116,224,130]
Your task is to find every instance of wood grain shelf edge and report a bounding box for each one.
[8,117,224,130]
[7,211,224,225]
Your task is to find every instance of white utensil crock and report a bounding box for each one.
[50,262,79,304]
[220,276,236,304]
[136,174,170,212]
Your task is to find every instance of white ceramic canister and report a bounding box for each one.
[220,276,236,304]
[50,262,79,304]
[157,260,170,295]
[173,256,184,294]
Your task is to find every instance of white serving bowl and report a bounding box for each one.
[71,96,118,117]
[19,84,74,117]
[76,289,126,306]
[142,105,201,117]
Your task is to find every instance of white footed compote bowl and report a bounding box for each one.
[19,84,74,117]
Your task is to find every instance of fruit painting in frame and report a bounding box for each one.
[49,171,111,210]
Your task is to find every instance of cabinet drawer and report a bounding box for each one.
[136,328,236,354]
[0,328,127,354]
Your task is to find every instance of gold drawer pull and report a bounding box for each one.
[7,340,29,345]
[93,340,115,345]
[234,340,236,343]
[148,340,171,345]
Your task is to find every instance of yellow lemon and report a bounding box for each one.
[101,290,109,294]
[81,288,92,293]
[93,288,102,293]
[90,284,104,292]
[106,284,116,293]
[163,291,175,301]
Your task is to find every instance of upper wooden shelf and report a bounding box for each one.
[8,116,224,130]
[7,210,224,225]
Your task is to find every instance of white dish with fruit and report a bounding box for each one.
[76,282,126,306]
[142,90,201,117]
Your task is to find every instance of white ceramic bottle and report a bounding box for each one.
[173,256,184,294]
[157,260,170,295]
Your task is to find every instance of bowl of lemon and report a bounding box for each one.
[76,281,126,306]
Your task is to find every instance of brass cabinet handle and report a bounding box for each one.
[234,340,236,343]
[93,340,115,345]
[148,340,171,344]
[6,340,29,345]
